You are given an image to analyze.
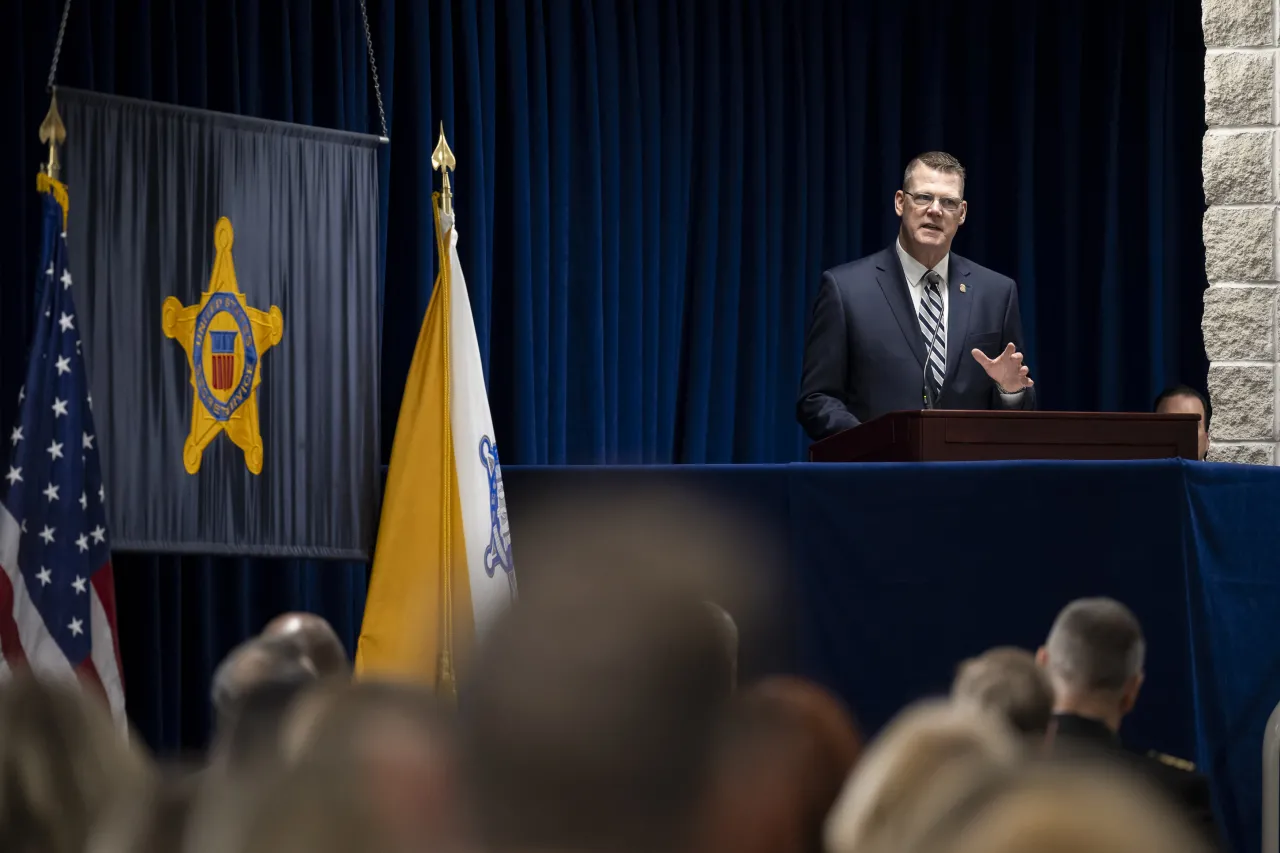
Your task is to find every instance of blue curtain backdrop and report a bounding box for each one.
[0,0,1207,751]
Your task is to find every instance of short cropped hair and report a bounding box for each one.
[1044,598,1145,693]
[1154,384,1211,431]
[904,152,966,195]
[952,647,1054,736]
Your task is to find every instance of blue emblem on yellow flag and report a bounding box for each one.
[162,217,283,474]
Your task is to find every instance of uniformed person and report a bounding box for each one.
[1036,597,1220,848]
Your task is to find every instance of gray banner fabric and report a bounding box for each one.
[59,88,380,559]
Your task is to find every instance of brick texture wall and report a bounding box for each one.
[1203,0,1280,464]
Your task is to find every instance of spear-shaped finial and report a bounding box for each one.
[431,123,456,221]
[39,91,67,181]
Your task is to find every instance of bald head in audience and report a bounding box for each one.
[261,612,349,678]
[952,647,1054,738]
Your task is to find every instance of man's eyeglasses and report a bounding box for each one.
[903,191,963,213]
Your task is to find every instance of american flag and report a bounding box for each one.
[0,181,124,723]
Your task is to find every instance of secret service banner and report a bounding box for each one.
[59,88,380,559]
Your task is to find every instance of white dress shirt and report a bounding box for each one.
[896,237,949,340]
[895,239,1026,398]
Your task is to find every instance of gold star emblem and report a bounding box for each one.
[162,217,283,475]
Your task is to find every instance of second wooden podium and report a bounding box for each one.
[807,410,1201,462]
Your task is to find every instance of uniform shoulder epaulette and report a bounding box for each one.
[1147,750,1196,772]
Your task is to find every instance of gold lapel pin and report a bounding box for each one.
[959,282,967,293]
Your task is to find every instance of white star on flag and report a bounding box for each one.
[36,568,52,586]
[79,491,87,510]
[61,269,72,289]
[58,312,75,332]
[9,426,21,446]
[68,618,84,637]
[90,525,106,544]
[72,577,87,594]
[20,520,27,533]
[42,483,59,502]
[99,485,105,503]
[5,466,21,486]
[45,264,54,276]
[55,356,71,375]
[17,385,24,403]
[47,440,63,460]
[51,398,68,418]
[74,533,89,553]
[38,526,55,545]
[87,393,93,411]
[81,432,94,450]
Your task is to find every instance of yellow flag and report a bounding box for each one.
[354,193,516,692]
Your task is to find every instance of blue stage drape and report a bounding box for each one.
[0,0,1207,752]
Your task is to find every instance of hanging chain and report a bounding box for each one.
[360,0,389,140]
[45,0,73,91]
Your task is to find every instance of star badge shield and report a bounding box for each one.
[162,217,283,474]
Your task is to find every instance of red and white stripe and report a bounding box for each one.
[0,501,125,726]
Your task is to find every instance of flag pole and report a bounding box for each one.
[430,124,458,697]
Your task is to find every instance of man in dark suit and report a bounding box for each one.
[797,151,1035,441]
[1036,598,1220,848]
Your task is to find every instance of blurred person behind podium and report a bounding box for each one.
[1154,385,1209,460]
[797,152,1035,441]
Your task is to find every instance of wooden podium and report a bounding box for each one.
[807,410,1201,462]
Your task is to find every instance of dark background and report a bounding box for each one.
[0,0,1207,750]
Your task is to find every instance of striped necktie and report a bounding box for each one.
[918,270,946,396]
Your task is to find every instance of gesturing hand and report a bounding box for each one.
[971,343,1033,393]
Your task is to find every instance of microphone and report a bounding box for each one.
[921,271,944,410]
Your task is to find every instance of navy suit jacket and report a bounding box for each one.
[797,243,1036,440]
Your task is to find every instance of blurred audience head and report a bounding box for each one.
[0,673,152,853]
[208,634,319,776]
[87,767,198,853]
[185,760,396,853]
[911,763,1212,853]
[1038,597,1145,732]
[952,647,1054,738]
[260,612,350,678]
[210,635,316,725]
[824,699,1020,853]
[701,676,862,853]
[289,680,462,853]
[461,573,733,853]
[209,676,316,777]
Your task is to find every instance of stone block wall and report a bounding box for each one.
[1203,0,1280,464]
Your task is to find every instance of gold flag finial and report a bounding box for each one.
[431,123,456,220]
[39,91,67,181]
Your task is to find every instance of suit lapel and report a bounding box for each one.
[942,252,973,392]
[874,246,926,369]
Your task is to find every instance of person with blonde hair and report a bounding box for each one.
[909,763,1214,853]
[952,646,1054,738]
[0,674,152,853]
[824,699,1020,853]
